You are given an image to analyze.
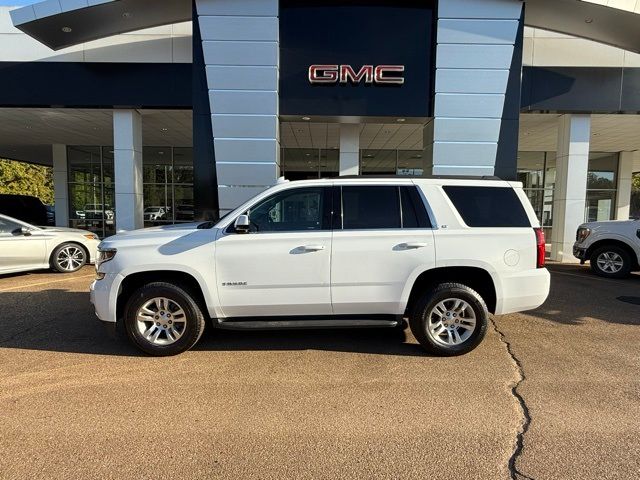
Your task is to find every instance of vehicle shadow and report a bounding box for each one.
[525,264,640,326]
[0,289,426,357]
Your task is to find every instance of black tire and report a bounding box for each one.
[124,282,206,356]
[590,245,632,279]
[51,242,87,273]
[409,283,488,356]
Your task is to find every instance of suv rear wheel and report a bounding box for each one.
[409,283,488,356]
[590,245,632,279]
[124,282,206,356]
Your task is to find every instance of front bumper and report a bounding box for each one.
[573,243,588,263]
[90,272,123,323]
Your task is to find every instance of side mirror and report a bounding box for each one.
[13,227,31,236]
[234,214,250,234]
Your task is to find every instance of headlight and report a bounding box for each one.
[95,247,117,279]
[576,227,591,244]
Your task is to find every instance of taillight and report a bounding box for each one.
[534,228,545,268]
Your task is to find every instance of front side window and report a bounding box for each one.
[0,218,21,234]
[244,187,329,232]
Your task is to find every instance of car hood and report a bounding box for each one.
[99,222,219,249]
[39,226,96,235]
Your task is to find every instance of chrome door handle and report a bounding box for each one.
[400,242,428,249]
[301,245,325,251]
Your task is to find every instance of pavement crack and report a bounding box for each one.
[491,317,535,480]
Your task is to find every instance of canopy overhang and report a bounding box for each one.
[9,0,640,53]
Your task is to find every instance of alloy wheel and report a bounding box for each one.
[135,297,187,346]
[426,298,476,346]
[56,246,85,271]
[596,251,624,273]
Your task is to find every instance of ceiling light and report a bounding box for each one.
[302,116,311,121]
[396,118,406,122]
[122,12,132,19]
[161,128,168,132]
[296,129,304,133]
[585,18,593,24]
[61,26,72,33]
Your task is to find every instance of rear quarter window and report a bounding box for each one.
[443,186,531,228]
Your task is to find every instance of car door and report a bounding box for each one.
[214,185,333,317]
[331,184,436,315]
[0,217,47,273]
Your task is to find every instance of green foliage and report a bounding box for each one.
[633,172,640,191]
[0,158,54,205]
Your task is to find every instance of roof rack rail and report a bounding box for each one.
[333,174,503,180]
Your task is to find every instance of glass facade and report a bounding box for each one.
[631,172,640,220]
[142,147,194,227]
[517,151,620,237]
[281,148,424,179]
[585,153,618,222]
[67,146,116,238]
[66,146,194,237]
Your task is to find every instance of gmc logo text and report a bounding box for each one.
[308,65,405,85]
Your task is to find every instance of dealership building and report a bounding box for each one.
[1,0,640,262]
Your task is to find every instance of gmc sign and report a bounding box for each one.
[308,65,405,85]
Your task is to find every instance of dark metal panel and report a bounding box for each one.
[279,0,434,118]
[14,0,191,51]
[620,68,640,112]
[0,62,191,108]
[521,67,623,113]
[192,1,219,221]
[494,4,524,181]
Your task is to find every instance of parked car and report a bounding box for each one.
[45,205,55,225]
[0,194,47,226]
[91,177,550,357]
[0,213,100,275]
[144,206,169,223]
[573,219,640,278]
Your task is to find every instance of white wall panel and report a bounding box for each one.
[196,0,280,212]
[438,19,519,44]
[435,68,509,93]
[436,44,514,69]
[434,93,506,118]
[438,0,522,19]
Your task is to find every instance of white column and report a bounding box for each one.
[52,144,68,227]
[113,109,143,232]
[615,151,635,220]
[551,114,591,263]
[339,124,360,176]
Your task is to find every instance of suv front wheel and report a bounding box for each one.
[590,245,632,279]
[409,283,488,356]
[124,282,206,356]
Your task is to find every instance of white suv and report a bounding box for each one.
[90,177,550,357]
[573,219,640,278]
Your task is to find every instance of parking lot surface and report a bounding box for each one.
[0,265,638,479]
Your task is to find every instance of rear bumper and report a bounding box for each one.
[496,268,551,315]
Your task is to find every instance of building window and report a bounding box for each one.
[517,152,555,232]
[67,146,115,238]
[585,153,618,222]
[631,172,640,220]
[281,148,338,180]
[142,147,194,227]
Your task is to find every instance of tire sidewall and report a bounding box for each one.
[124,284,203,356]
[590,246,631,278]
[51,242,87,273]
[411,285,488,356]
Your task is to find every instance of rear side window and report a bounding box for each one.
[342,186,400,229]
[400,186,431,228]
[443,186,531,228]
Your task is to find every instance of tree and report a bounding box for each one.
[0,158,54,204]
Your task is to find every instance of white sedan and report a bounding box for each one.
[0,213,100,275]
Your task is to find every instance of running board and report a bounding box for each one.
[214,317,400,330]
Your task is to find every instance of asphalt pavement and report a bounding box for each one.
[0,264,638,479]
